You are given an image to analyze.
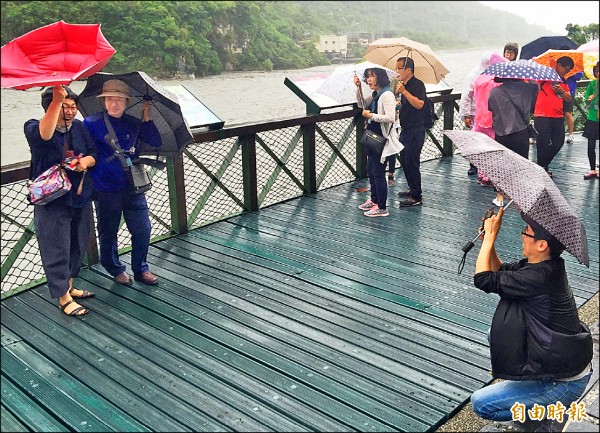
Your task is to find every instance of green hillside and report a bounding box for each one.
[0,1,584,77]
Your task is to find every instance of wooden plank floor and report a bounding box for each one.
[2,135,598,432]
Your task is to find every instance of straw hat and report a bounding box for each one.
[97,79,130,99]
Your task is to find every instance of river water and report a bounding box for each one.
[1,47,497,166]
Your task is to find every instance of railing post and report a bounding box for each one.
[442,99,455,156]
[241,133,258,211]
[303,121,317,194]
[167,153,188,235]
[83,220,99,267]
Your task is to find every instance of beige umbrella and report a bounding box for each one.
[363,37,449,84]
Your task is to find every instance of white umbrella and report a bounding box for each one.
[577,39,599,53]
[314,61,397,105]
[363,37,449,84]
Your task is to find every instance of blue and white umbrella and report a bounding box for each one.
[481,59,562,82]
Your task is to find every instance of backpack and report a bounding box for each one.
[424,97,438,129]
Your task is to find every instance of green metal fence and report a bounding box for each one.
[5,81,590,299]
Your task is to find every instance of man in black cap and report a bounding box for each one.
[469,206,593,432]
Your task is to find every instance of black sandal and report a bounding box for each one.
[59,300,89,317]
[69,287,94,298]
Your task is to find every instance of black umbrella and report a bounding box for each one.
[519,36,578,60]
[77,71,194,156]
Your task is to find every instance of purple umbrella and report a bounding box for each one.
[481,59,562,82]
[445,130,589,267]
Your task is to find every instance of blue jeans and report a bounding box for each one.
[96,189,151,276]
[366,148,387,209]
[471,372,592,421]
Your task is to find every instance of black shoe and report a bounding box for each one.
[467,166,478,176]
[397,189,412,198]
[399,196,422,207]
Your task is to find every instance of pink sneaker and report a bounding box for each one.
[358,199,375,210]
[362,204,379,214]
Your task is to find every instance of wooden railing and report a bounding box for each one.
[1,82,590,298]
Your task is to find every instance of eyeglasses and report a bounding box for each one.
[520,227,536,239]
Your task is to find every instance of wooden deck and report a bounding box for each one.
[2,135,598,432]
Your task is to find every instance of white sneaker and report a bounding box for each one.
[358,199,375,210]
[492,198,504,207]
[566,134,574,144]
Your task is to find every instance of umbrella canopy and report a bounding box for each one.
[314,61,397,105]
[445,130,589,267]
[581,52,599,80]
[363,37,449,84]
[577,40,599,80]
[520,36,577,60]
[78,71,194,156]
[1,20,116,90]
[577,39,599,53]
[481,59,562,82]
[534,50,584,79]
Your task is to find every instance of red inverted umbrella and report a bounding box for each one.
[1,20,116,90]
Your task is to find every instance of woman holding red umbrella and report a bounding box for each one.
[24,86,97,316]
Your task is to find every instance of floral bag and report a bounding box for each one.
[27,132,72,205]
[27,163,72,205]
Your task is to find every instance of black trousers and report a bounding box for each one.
[495,128,530,159]
[34,199,93,298]
[534,116,565,171]
[399,126,426,200]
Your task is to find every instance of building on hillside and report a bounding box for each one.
[316,35,348,59]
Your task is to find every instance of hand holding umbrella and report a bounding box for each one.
[458,202,513,274]
[141,100,153,122]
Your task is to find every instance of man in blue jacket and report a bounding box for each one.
[84,80,162,286]
[470,206,593,432]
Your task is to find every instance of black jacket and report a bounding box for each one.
[474,257,592,380]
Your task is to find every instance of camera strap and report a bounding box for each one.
[103,111,133,173]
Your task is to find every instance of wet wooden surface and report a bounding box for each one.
[2,137,598,432]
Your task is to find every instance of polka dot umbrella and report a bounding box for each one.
[481,59,562,82]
